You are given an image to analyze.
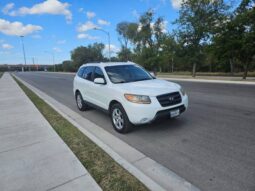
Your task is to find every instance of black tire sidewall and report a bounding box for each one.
[76,92,86,111]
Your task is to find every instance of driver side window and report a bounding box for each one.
[82,66,94,81]
[93,67,105,80]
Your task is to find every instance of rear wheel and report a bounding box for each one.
[76,92,88,111]
[110,103,133,134]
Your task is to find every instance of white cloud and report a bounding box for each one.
[137,23,142,32]
[77,33,99,40]
[77,21,98,32]
[138,20,168,34]
[86,11,96,19]
[2,3,14,14]
[2,43,13,49]
[110,44,120,53]
[53,47,62,52]
[104,44,120,55]
[171,0,184,9]
[57,40,66,44]
[3,0,72,23]
[0,19,42,36]
[98,19,110,26]
[161,20,168,33]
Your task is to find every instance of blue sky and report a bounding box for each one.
[0,0,218,65]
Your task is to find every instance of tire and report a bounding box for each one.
[110,103,133,134]
[75,92,88,111]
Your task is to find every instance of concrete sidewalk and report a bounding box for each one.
[0,73,101,191]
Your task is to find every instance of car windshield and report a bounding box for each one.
[105,65,153,84]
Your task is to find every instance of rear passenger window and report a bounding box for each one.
[94,67,105,80]
[77,67,84,77]
[82,66,94,81]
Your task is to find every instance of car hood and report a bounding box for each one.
[114,79,180,97]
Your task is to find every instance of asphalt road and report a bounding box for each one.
[16,72,255,191]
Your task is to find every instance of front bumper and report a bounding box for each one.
[153,104,186,121]
[123,94,188,125]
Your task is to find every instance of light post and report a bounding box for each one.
[93,28,111,61]
[20,36,27,71]
[171,51,175,73]
[45,51,55,72]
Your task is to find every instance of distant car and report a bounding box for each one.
[73,62,188,133]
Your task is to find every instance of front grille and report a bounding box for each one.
[156,92,182,107]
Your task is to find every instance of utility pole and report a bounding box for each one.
[20,36,27,71]
[32,57,35,71]
[45,51,55,72]
[171,51,175,73]
[93,28,111,61]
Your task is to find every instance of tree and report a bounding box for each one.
[118,10,166,70]
[62,60,75,72]
[116,22,139,61]
[117,47,133,61]
[71,43,105,69]
[175,0,229,77]
[234,0,255,79]
[116,22,131,49]
[212,0,255,79]
[159,34,178,72]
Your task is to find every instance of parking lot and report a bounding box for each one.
[16,72,255,191]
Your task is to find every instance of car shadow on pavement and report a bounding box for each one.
[132,116,189,133]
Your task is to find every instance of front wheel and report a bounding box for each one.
[110,103,133,134]
[76,92,88,111]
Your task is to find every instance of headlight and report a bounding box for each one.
[180,87,186,96]
[124,94,151,104]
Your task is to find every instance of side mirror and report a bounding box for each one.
[94,78,106,85]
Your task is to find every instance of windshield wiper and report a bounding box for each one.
[133,78,151,82]
[115,80,126,84]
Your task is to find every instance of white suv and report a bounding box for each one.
[73,62,188,133]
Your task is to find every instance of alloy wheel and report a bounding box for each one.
[112,108,124,130]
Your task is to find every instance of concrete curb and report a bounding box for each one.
[160,77,255,85]
[14,74,200,191]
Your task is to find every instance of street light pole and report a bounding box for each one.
[45,51,55,72]
[20,36,27,71]
[171,51,175,73]
[93,28,111,61]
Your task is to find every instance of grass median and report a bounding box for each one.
[0,72,3,78]
[157,71,255,77]
[13,76,148,191]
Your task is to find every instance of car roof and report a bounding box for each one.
[80,61,136,67]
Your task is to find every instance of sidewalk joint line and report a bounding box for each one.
[46,174,87,191]
[0,136,57,155]
[133,156,147,164]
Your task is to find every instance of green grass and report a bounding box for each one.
[0,72,3,78]
[13,76,148,191]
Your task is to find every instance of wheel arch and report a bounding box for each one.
[108,100,121,112]
[75,89,81,97]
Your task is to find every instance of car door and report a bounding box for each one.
[90,66,109,109]
[80,66,95,103]
[74,66,85,95]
